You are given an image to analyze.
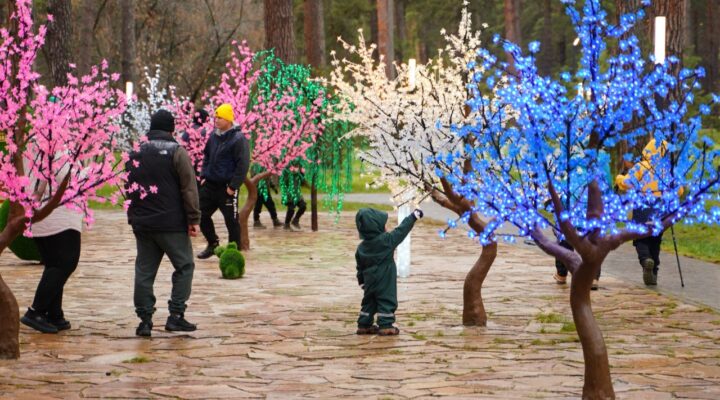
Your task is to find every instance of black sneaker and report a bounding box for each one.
[20,309,58,334]
[197,241,219,259]
[165,314,197,332]
[253,220,266,229]
[48,317,71,331]
[291,221,302,231]
[136,320,153,337]
[641,258,656,286]
[272,219,283,228]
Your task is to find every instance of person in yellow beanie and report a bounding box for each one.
[615,139,674,286]
[196,103,250,259]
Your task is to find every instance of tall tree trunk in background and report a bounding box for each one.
[76,0,95,76]
[303,0,325,68]
[0,0,5,27]
[369,0,379,61]
[652,0,685,77]
[704,0,720,93]
[395,0,406,62]
[45,0,72,86]
[376,0,394,78]
[503,0,522,70]
[264,0,296,63]
[121,0,137,86]
[538,0,553,75]
[303,0,325,232]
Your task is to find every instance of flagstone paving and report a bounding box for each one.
[0,210,719,399]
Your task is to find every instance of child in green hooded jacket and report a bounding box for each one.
[355,207,423,336]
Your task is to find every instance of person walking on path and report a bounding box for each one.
[196,103,250,259]
[20,165,84,334]
[126,109,201,337]
[354,207,423,336]
[253,169,282,229]
[615,139,679,286]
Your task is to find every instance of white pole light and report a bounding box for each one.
[125,81,134,103]
[654,16,666,64]
[408,58,417,90]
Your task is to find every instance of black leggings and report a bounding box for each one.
[32,229,81,319]
[254,192,278,221]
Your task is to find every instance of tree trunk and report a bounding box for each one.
[538,0,553,75]
[121,0,137,85]
[704,0,720,93]
[264,0,296,63]
[462,241,497,326]
[310,174,318,232]
[653,0,685,78]
[503,0,522,71]
[0,214,29,360]
[369,0,379,62]
[570,259,614,400]
[76,0,95,76]
[376,0,394,78]
[303,0,325,68]
[238,172,272,251]
[45,0,72,87]
[394,0,406,62]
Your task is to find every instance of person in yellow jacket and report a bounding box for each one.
[615,139,670,286]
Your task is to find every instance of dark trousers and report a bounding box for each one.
[31,230,81,319]
[133,231,195,320]
[200,181,240,246]
[253,192,278,221]
[358,264,398,328]
[633,234,663,274]
[285,197,306,225]
[555,240,601,279]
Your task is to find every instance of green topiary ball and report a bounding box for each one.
[0,201,42,262]
[218,242,245,279]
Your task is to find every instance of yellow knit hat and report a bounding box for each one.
[215,103,234,123]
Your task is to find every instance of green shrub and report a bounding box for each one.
[215,242,245,279]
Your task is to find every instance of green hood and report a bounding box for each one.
[356,208,388,240]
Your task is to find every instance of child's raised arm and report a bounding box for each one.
[386,209,423,248]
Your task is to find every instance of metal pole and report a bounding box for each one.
[670,226,684,287]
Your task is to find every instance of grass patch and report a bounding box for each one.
[122,355,151,364]
[535,312,565,324]
[662,221,720,264]
[411,332,427,340]
[560,322,576,333]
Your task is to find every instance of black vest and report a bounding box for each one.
[126,131,186,232]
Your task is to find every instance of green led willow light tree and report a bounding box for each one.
[437,0,720,397]
[255,51,354,230]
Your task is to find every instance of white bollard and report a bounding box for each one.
[396,203,411,278]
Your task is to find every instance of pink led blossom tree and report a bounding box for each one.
[0,1,127,359]
[208,42,323,250]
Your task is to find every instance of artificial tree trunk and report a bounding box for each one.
[0,214,26,359]
[571,258,614,400]
[237,171,272,251]
[430,178,496,327]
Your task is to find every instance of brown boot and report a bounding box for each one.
[378,326,400,336]
[356,325,379,335]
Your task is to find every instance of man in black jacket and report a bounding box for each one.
[126,109,201,337]
[197,103,250,258]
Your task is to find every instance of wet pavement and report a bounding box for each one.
[0,210,718,399]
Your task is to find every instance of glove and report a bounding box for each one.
[413,209,424,219]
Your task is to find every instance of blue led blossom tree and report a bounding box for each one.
[436,0,720,398]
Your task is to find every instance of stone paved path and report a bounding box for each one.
[0,210,719,399]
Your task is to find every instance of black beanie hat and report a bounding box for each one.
[150,109,175,133]
[193,109,209,126]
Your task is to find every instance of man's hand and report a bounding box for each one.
[413,209,424,219]
[188,224,200,237]
[226,187,236,196]
[200,178,206,186]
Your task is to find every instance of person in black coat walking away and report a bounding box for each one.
[126,109,201,337]
[196,103,250,258]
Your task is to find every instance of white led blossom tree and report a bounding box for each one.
[330,2,505,326]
